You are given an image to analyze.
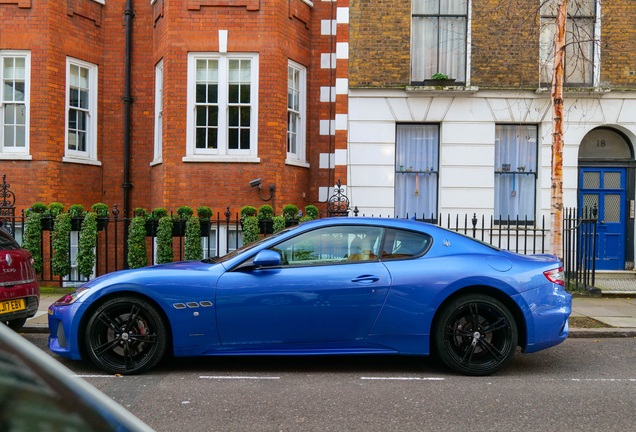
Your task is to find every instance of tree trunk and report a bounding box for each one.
[550,0,567,260]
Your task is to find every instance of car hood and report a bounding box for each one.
[81,260,224,290]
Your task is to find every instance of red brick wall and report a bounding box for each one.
[1,0,335,217]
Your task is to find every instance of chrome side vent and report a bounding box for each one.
[173,303,186,309]
[200,301,213,307]
[186,302,200,308]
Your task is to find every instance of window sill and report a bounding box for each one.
[182,155,261,163]
[535,87,611,97]
[405,85,479,96]
[150,158,163,167]
[62,157,102,166]
[0,153,32,161]
[285,158,310,168]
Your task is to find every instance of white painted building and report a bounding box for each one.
[346,89,636,269]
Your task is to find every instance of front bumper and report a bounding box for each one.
[518,282,572,354]
[48,302,85,360]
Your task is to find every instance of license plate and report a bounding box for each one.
[0,299,25,314]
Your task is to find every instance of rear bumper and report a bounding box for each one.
[518,282,572,354]
[0,280,40,322]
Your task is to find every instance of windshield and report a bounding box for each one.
[211,224,301,264]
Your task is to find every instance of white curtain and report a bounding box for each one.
[438,17,467,82]
[412,18,438,82]
[395,125,439,219]
[494,125,537,222]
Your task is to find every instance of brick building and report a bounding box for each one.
[0,0,351,219]
[347,0,636,270]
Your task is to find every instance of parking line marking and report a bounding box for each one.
[360,377,445,381]
[199,376,280,380]
[72,375,121,378]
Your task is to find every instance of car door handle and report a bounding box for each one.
[351,275,380,283]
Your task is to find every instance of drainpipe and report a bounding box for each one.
[123,0,135,268]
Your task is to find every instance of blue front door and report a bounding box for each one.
[579,167,627,270]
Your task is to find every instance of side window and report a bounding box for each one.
[381,229,431,260]
[271,226,384,266]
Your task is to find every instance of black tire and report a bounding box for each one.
[85,296,168,375]
[433,294,518,376]
[4,317,27,331]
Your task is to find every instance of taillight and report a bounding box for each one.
[54,287,90,306]
[544,267,565,286]
[28,257,34,266]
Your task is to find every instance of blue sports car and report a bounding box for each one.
[48,218,571,376]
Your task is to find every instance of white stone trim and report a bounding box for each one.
[336,7,349,24]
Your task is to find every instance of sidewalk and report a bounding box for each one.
[21,292,636,338]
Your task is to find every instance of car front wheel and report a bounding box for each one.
[85,296,168,375]
[434,294,518,376]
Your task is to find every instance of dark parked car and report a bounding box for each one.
[0,322,155,431]
[0,225,39,330]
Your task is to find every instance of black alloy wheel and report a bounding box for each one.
[85,296,168,375]
[434,294,518,376]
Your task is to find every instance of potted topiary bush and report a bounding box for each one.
[146,207,168,237]
[91,203,110,231]
[184,216,203,260]
[304,205,319,220]
[282,204,299,227]
[68,204,85,231]
[240,205,257,218]
[30,202,50,230]
[257,204,274,234]
[156,216,174,264]
[77,212,98,279]
[174,206,193,237]
[197,206,213,236]
[45,202,65,230]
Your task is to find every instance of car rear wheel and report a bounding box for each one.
[434,294,518,376]
[4,317,27,331]
[85,296,168,375]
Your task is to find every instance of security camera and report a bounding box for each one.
[249,178,262,188]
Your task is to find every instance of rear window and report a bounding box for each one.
[0,229,20,250]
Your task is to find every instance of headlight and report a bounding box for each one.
[54,287,91,306]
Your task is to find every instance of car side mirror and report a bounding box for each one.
[253,250,281,267]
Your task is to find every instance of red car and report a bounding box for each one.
[0,226,39,330]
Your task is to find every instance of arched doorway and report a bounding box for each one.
[578,127,635,270]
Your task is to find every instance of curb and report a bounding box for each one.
[568,328,636,338]
[21,324,49,334]
[20,325,636,337]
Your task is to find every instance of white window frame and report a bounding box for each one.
[185,52,260,163]
[0,50,31,160]
[286,60,308,167]
[152,59,164,166]
[63,57,100,166]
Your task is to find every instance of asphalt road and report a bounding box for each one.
[24,334,636,432]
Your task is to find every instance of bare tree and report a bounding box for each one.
[550,0,568,259]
